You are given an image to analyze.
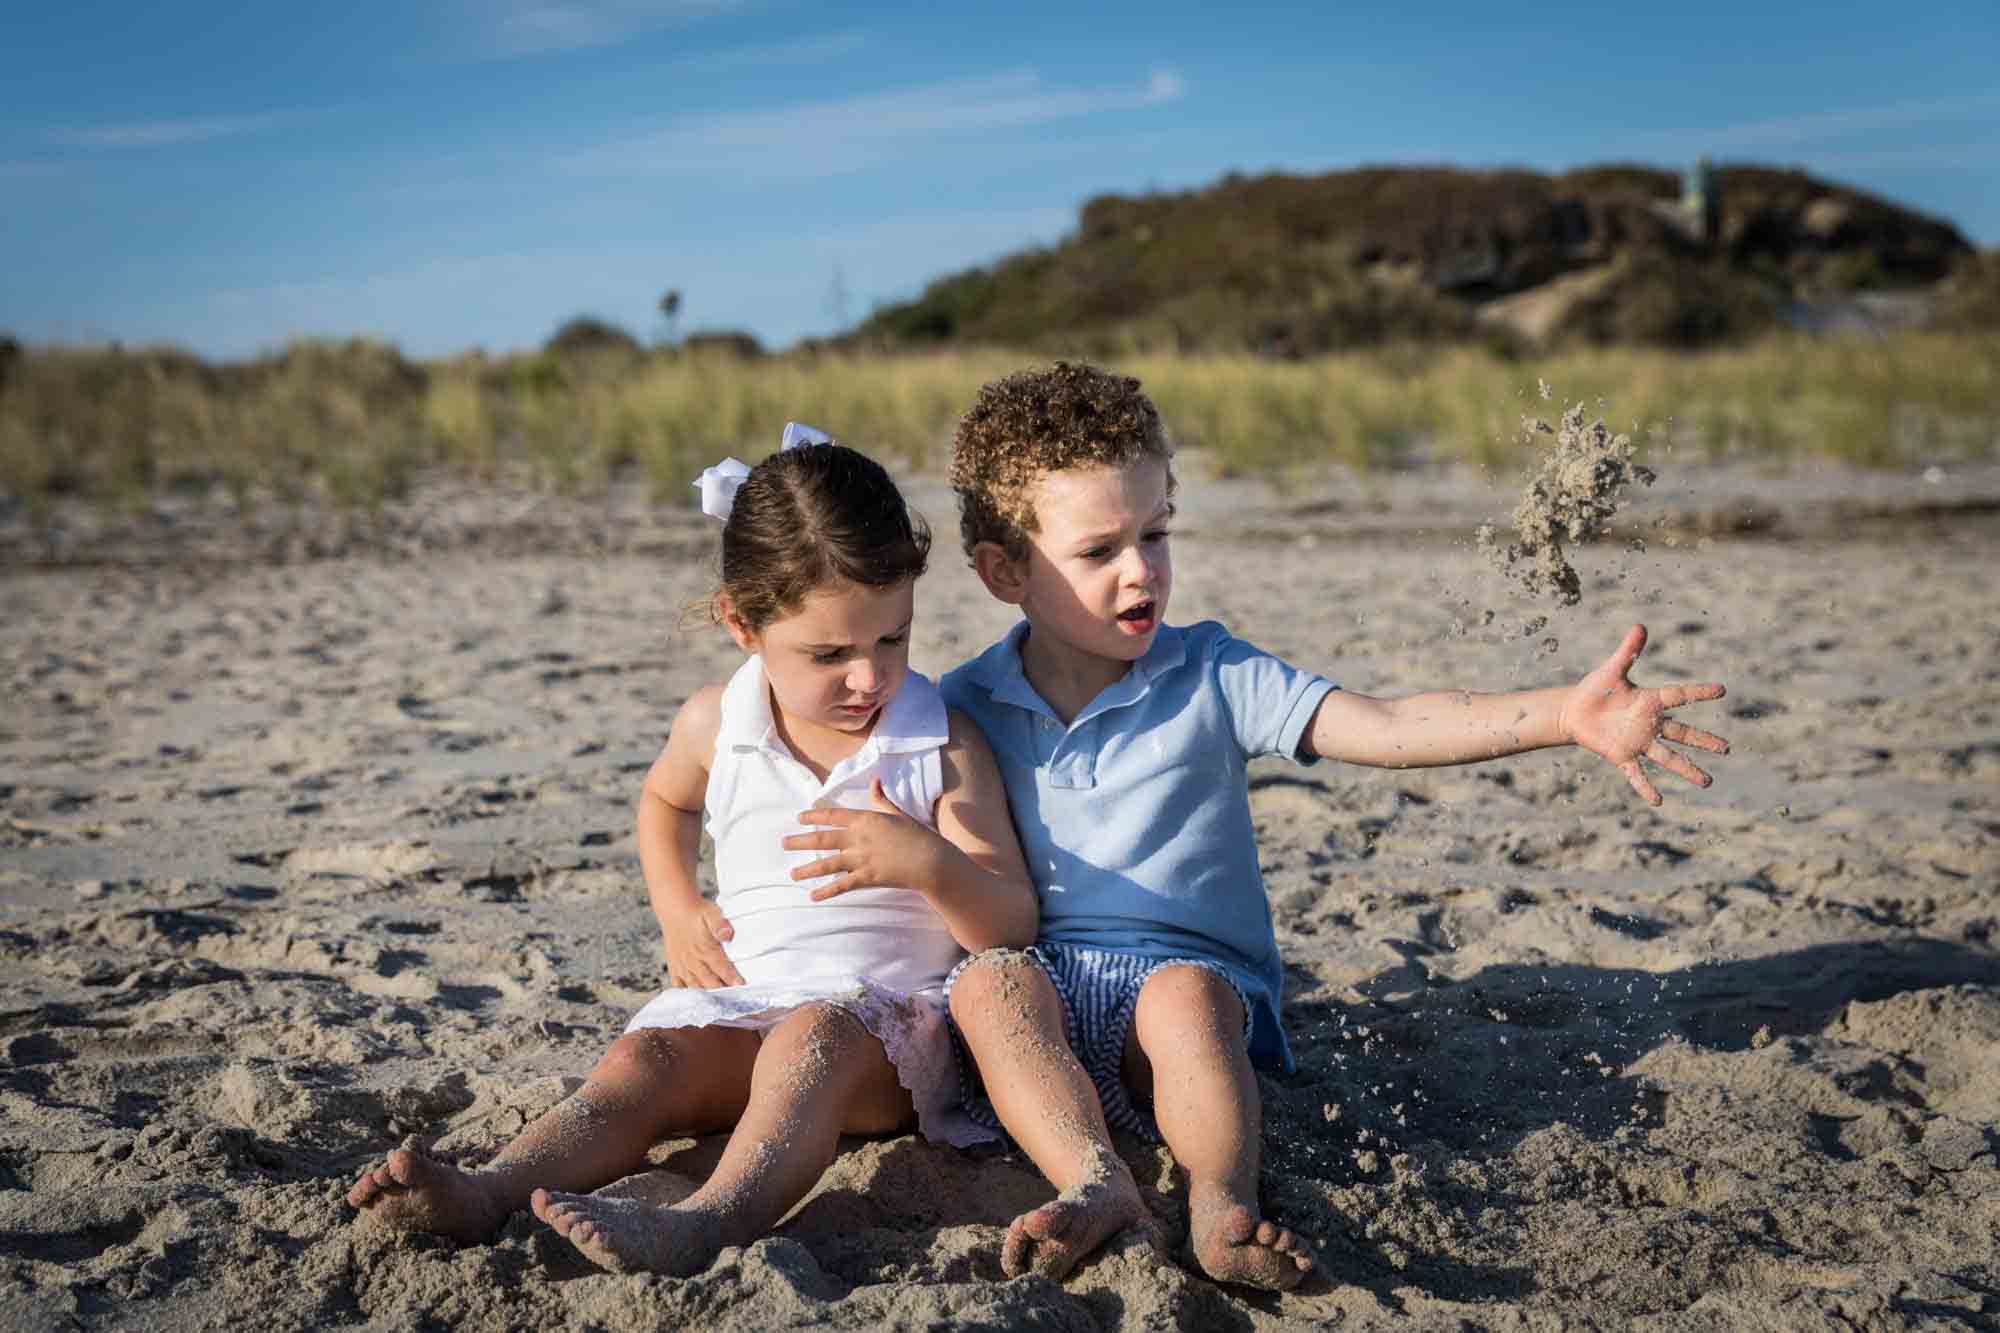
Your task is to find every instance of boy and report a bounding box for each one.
[940,362,1729,1289]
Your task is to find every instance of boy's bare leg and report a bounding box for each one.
[531,1003,911,1277]
[347,1025,759,1242]
[1128,965,1314,1291]
[949,950,1157,1279]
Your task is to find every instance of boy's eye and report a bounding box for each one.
[1080,546,1110,560]
[811,650,845,665]
[881,633,908,647]
[1144,529,1171,544]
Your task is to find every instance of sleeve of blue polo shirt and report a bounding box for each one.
[1203,625,1338,763]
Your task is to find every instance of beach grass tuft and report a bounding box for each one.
[3,333,1995,513]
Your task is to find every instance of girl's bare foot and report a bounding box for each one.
[1187,1190,1313,1291]
[531,1187,724,1278]
[345,1138,510,1243]
[1002,1165,1160,1280]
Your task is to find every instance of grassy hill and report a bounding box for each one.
[6,163,1997,512]
[849,164,1977,355]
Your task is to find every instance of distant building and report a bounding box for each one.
[1681,156,1718,244]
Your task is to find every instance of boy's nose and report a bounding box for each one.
[848,657,881,694]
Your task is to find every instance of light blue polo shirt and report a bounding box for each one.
[941,620,1336,1074]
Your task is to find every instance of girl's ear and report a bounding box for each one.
[716,595,760,653]
[971,541,1028,605]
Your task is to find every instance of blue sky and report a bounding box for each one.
[6,1,1997,360]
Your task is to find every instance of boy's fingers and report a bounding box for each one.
[1661,682,1726,708]
[790,855,843,882]
[794,807,856,827]
[1646,742,1712,788]
[782,830,846,851]
[809,876,860,902]
[1607,624,1647,676]
[1662,721,1729,754]
[870,779,900,814]
[1621,759,1663,806]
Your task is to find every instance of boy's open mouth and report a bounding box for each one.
[1116,600,1157,631]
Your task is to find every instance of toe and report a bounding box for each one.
[1000,1223,1031,1279]
[1024,1201,1075,1242]
[348,1165,394,1206]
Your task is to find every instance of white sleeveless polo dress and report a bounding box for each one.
[623,656,988,1146]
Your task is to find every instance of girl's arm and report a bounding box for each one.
[782,711,1038,952]
[1303,624,1729,805]
[637,685,745,987]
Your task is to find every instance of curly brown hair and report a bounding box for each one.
[709,442,931,634]
[948,361,1174,560]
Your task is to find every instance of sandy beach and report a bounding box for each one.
[3,455,1996,1329]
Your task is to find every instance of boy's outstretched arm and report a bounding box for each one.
[1303,623,1729,805]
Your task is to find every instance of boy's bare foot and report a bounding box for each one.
[1187,1191,1314,1291]
[531,1187,723,1278]
[1002,1169,1160,1280]
[345,1138,510,1243]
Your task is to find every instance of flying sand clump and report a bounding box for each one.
[1477,382,1656,606]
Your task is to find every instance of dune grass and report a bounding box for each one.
[2,333,1996,515]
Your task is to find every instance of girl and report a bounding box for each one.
[347,426,1037,1277]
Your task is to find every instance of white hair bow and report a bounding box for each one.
[693,421,833,521]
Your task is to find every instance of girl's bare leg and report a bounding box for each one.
[948,950,1155,1279]
[347,1024,759,1242]
[1127,965,1314,1290]
[531,1002,911,1276]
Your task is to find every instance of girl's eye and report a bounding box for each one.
[811,650,845,665]
[1081,547,1110,560]
[1144,530,1171,544]
[881,633,908,647]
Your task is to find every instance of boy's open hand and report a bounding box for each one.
[661,901,742,988]
[1560,624,1730,806]
[785,779,943,901]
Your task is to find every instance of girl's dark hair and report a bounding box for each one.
[712,442,931,634]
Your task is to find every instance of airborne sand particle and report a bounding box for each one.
[1478,383,1656,608]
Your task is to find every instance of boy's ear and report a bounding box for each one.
[971,541,1028,605]
[715,595,760,653]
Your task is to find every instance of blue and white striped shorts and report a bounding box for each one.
[944,941,1250,1142]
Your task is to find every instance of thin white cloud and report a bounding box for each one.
[796,205,1074,263]
[568,67,1188,177]
[48,111,295,149]
[669,29,866,73]
[200,202,1081,356]
[1634,91,2000,155]
[477,0,746,58]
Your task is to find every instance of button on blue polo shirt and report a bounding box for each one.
[941,619,1336,1074]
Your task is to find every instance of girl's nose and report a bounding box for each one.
[849,657,881,694]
